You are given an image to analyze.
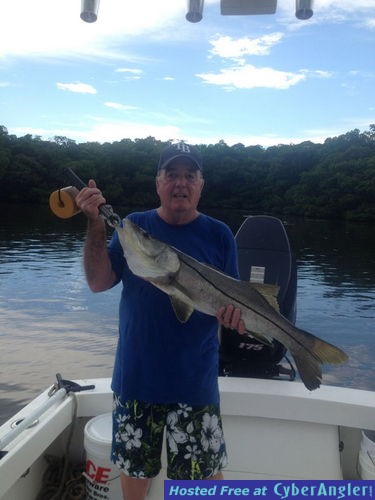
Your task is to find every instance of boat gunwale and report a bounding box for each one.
[1,376,375,497]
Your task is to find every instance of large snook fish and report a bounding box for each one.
[116,219,348,391]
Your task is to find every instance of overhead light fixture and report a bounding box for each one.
[186,0,204,23]
[295,0,313,20]
[221,0,277,16]
[80,0,100,23]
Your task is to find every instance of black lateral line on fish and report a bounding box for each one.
[180,256,321,360]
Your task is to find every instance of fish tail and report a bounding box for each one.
[310,337,348,365]
[293,353,323,391]
[292,335,348,391]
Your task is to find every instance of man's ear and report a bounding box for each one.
[155,175,160,195]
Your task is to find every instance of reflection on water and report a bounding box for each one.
[0,205,120,424]
[0,204,374,425]
[283,217,375,389]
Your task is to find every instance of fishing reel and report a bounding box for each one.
[49,168,121,227]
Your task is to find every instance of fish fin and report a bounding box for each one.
[293,336,348,391]
[250,283,280,311]
[170,297,195,323]
[311,337,348,365]
[293,352,322,391]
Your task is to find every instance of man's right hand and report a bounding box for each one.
[76,179,117,292]
[76,179,107,221]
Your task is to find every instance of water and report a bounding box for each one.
[0,205,374,425]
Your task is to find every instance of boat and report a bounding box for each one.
[1,216,374,499]
[1,375,375,499]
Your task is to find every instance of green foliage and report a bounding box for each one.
[0,125,374,221]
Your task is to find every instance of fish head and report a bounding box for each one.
[117,219,180,280]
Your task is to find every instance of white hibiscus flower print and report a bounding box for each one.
[166,411,188,453]
[114,430,122,444]
[120,423,142,450]
[200,413,223,453]
[184,443,201,461]
[133,471,146,478]
[116,413,129,426]
[186,421,196,443]
[115,456,131,474]
[177,404,192,418]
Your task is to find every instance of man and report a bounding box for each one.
[76,142,244,500]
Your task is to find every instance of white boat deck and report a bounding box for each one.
[1,377,375,499]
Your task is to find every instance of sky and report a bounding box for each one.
[0,0,374,148]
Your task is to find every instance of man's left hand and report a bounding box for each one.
[216,305,246,334]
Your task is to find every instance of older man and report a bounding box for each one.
[76,142,244,500]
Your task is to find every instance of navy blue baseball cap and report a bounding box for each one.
[157,142,203,172]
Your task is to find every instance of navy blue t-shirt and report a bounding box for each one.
[108,209,239,406]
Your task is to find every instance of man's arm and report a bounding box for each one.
[76,180,117,292]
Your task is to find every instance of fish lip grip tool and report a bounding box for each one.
[64,168,122,228]
[49,168,122,228]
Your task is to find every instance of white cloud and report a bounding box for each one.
[209,33,284,59]
[82,121,181,143]
[364,18,375,29]
[104,101,138,111]
[163,76,175,81]
[301,69,334,79]
[0,0,184,61]
[197,64,305,90]
[201,33,332,91]
[276,0,375,31]
[318,0,375,26]
[9,120,182,144]
[115,68,143,74]
[115,68,143,79]
[316,0,375,11]
[0,81,11,87]
[8,117,373,148]
[311,70,334,79]
[203,33,312,91]
[56,82,97,94]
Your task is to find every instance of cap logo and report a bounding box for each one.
[175,143,191,154]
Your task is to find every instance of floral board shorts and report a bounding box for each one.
[111,394,228,480]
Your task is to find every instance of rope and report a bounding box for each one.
[36,394,86,500]
[36,455,86,500]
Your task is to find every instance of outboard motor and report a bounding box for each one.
[219,216,297,380]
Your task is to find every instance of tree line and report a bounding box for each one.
[0,124,374,221]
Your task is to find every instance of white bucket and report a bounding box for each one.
[358,430,375,480]
[84,413,122,500]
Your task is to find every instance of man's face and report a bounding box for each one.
[156,159,204,216]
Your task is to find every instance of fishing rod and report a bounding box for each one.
[0,374,94,456]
